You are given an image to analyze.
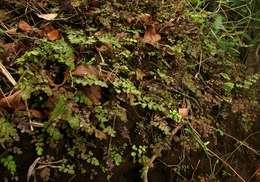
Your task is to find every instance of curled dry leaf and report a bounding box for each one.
[94,129,107,140]
[5,28,17,35]
[41,25,61,41]
[72,64,99,77]
[28,109,44,119]
[39,167,50,182]
[0,90,22,108]
[143,24,161,44]
[37,13,58,21]
[18,20,32,32]
[140,13,152,24]
[178,107,189,118]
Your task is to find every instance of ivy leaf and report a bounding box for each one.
[67,30,96,45]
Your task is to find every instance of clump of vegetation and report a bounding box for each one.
[0,0,259,181]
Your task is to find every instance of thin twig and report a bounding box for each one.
[191,160,201,181]
[188,124,246,182]
[0,88,11,107]
[195,49,203,78]
[207,148,246,182]
[38,159,65,165]
[27,157,41,182]
[143,123,184,182]
[25,101,34,131]
[0,63,16,86]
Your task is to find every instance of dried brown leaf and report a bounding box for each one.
[5,28,17,35]
[84,86,102,105]
[72,64,99,77]
[39,167,50,182]
[140,13,151,24]
[143,24,161,44]
[18,21,32,32]
[0,91,22,108]
[94,129,107,140]
[47,29,60,41]
[178,108,189,118]
[136,68,146,80]
[28,110,44,119]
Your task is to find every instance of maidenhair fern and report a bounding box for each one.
[41,39,75,70]
[67,30,96,45]
[98,33,121,48]
[151,120,171,135]
[72,76,108,87]
[236,73,260,89]
[16,39,75,70]
[0,118,19,148]
[212,15,224,34]
[113,78,141,96]
[17,72,52,100]
[0,155,16,175]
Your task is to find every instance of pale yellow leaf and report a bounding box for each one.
[37,13,58,21]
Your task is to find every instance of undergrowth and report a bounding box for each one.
[0,0,259,181]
